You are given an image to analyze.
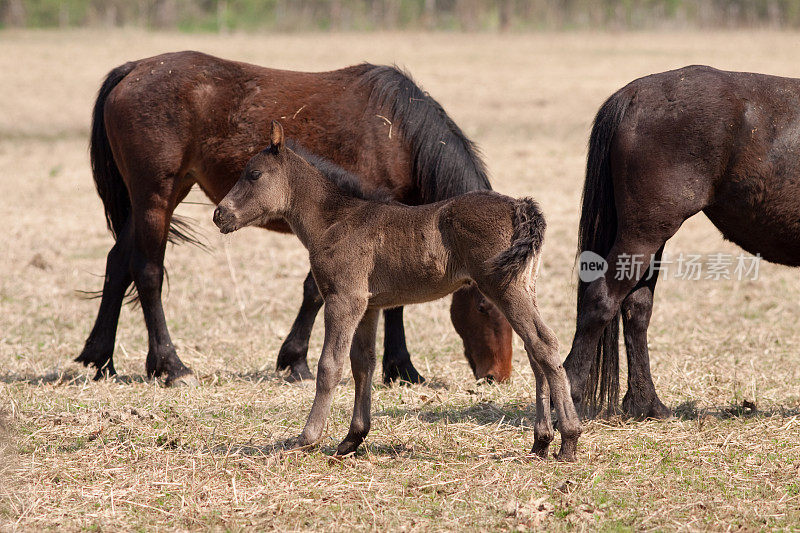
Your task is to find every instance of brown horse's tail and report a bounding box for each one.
[91,61,138,239]
[91,62,202,247]
[577,89,633,417]
[489,198,546,285]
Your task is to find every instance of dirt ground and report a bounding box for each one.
[1,29,799,530]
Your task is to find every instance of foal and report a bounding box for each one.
[213,122,581,461]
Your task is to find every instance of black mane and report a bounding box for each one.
[286,140,393,203]
[356,63,491,203]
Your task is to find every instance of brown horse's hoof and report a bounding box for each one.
[622,392,671,420]
[285,362,314,383]
[166,373,200,388]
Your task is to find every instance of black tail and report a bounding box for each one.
[91,61,137,239]
[489,198,546,285]
[577,89,632,417]
[91,62,204,248]
[357,64,491,202]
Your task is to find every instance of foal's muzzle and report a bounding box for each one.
[213,205,238,234]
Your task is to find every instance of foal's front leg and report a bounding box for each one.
[529,360,554,458]
[337,309,380,456]
[297,295,368,448]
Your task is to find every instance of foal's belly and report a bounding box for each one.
[366,276,465,309]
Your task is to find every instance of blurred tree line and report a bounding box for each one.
[3,0,800,31]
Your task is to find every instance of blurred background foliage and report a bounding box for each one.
[3,0,800,31]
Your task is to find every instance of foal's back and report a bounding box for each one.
[315,192,516,309]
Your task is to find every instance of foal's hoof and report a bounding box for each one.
[530,440,551,459]
[383,359,425,385]
[335,437,363,457]
[555,439,578,462]
[622,393,671,420]
[165,373,200,388]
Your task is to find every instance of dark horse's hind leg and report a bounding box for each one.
[276,271,321,381]
[129,183,195,386]
[76,221,134,379]
[620,247,670,419]
[382,307,424,384]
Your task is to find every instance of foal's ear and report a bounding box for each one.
[269,120,285,152]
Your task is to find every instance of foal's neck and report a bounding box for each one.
[281,155,362,249]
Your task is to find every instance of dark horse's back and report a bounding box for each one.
[568,64,800,419]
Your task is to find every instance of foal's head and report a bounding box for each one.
[214,121,297,234]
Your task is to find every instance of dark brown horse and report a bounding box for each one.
[213,122,581,460]
[77,51,513,386]
[563,65,800,418]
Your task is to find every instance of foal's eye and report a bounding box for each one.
[249,170,262,181]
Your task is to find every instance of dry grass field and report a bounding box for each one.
[1,28,800,531]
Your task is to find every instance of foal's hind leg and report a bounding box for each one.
[484,283,581,461]
[337,309,380,456]
[298,295,368,447]
[76,221,134,379]
[382,307,424,385]
[276,270,321,382]
[620,247,670,419]
[529,359,554,458]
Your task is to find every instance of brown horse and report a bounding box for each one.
[77,51,513,386]
[563,65,800,418]
[213,122,581,460]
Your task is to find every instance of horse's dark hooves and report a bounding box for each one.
[335,437,363,457]
[383,359,425,385]
[622,393,671,420]
[283,362,314,383]
[92,362,117,381]
[165,373,200,387]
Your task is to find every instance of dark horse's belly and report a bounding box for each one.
[704,171,800,266]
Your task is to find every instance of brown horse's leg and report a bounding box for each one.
[276,271,321,381]
[129,186,195,386]
[620,246,670,419]
[298,295,368,447]
[382,307,424,384]
[487,286,580,461]
[75,220,134,379]
[337,309,380,456]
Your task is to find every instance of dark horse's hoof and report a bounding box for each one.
[622,392,671,420]
[383,357,425,385]
[283,361,314,382]
[75,344,116,380]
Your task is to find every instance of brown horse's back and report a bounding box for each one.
[104,51,411,212]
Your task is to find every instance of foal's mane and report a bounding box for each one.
[355,63,491,203]
[286,140,393,203]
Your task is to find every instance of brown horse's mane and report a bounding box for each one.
[285,140,394,203]
[355,63,491,203]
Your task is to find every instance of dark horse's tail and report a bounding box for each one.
[489,198,546,284]
[357,64,491,202]
[577,89,632,417]
[91,62,202,244]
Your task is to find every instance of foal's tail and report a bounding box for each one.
[91,61,137,239]
[576,89,632,417]
[489,198,546,285]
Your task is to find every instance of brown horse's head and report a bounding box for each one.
[450,284,513,382]
[214,121,292,234]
